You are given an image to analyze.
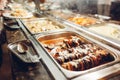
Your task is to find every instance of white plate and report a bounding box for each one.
[3,12,33,19]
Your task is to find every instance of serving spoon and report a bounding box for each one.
[17,42,39,63]
[17,42,28,53]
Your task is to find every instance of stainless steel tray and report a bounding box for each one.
[88,23,120,41]
[8,40,41,63]
[35,30,120,79]
[51,13,104,27]
[21,16,67,35]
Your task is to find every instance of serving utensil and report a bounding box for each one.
[17,42,39,63]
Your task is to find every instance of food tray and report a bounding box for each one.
[50,12,103,27]
[66,15,103,27]
[36,31,120,79]
[8,40,40,63]
[88,23,120,41]
[22,17,67,35]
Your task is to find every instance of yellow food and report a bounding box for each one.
[25,20,61,33]
[68,17,97,26]
[11,9,28,17]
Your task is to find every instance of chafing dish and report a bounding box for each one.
[50,12,103,27]
[35,30,120,79]
[22,16,67,35]
[88,23,120,41]
[66,15,102,27]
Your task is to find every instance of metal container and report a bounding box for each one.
[8,40,40,63]
[21,16,67,35]
[66,15,103,27]
[50,12,103,27]
[88,23,120,41]
[35,30,120,79]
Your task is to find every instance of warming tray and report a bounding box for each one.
[66,15,103,27]
[88,23,120,41]
[50,12,103,27]
[36,30,120,79]
[8,40,40,63]
[21,17,67,35]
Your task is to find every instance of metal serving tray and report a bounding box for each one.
[51,12,103,27]
[21,16,67,35]
[67,16,103,27]
[8,40,40,63]
[88,23,120,41]
[35,30,120,79]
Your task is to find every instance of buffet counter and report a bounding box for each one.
[0,15,120,80]
[0,2,120,79]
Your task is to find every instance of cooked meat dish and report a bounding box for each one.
[40,36,114,71]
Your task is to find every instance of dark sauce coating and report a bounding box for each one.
[44,36,115,71]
